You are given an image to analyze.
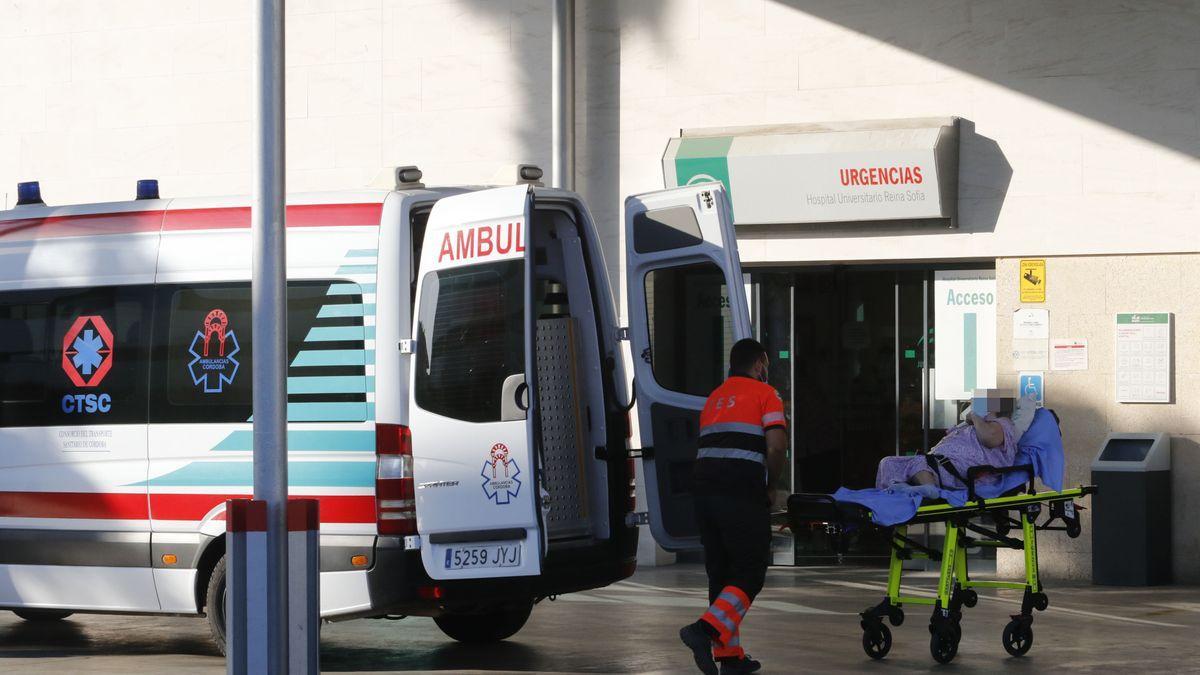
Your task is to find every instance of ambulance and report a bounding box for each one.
[0,169,749,650]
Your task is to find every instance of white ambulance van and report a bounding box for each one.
[0,172,748,650]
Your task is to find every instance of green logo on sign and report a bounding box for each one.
[673,136,734,218]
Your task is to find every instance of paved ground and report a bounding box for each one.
[1,564,1198,673]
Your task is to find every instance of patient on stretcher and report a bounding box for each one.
[876,391,1037,500]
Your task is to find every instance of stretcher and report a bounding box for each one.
[787,451,1095,663]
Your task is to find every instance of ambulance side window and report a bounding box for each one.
[414,260,525,423]
[150,280,369,424]
[0,286,152,428]
[644,262,734,398]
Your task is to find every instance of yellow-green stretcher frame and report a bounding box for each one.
[786,484,1095,664]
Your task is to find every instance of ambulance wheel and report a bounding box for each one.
[930,625,959,664]
[13,609,73,622]
[862,623,892,659]
[1002,620,1033,657]
[205,556,228,656]
[434,604,532,643]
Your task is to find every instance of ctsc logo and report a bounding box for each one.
[61,315,114,414]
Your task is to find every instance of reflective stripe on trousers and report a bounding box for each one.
[701,585,752,659]
[696,447,766,464]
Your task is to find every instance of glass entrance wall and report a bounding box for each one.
[749,264,994,565]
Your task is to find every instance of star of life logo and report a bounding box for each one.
[187,309,241,393]
[61,315,114,387]
[481,442,522,505]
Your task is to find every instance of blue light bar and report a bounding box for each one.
[136,179,159,200]
[16,181,44,206]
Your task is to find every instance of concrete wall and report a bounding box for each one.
[995,254,1200,582]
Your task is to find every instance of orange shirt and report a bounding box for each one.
[694,375,787,498]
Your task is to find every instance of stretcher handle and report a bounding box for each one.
[964,463,1035,504]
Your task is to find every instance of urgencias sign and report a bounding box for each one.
[663,117,959,227]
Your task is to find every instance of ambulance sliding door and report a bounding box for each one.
[409,185,544,580]
[624,184,750,551]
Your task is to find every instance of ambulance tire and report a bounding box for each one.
[13,609,73,622]
[206,556,229,656]
[434,604,532,643]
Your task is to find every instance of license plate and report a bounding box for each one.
[444,543,522,570]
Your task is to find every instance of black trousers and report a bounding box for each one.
[694,493,771,604]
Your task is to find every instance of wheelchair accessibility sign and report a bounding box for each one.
[1018,371,1044,406]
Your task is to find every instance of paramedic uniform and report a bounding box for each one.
[693,375,787,661]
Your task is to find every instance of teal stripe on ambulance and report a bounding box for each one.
[327,283,374,295]
[211,429,375,452]
[345,249,378,258]
[134,461,374,487]
[286,402,373,422]
[304,326,375,342]
[291,350,374,367]
[287,375,373,394]
[317,304,375,318]
[335,264,376,275]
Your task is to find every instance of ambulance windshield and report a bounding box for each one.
[414,260,525,423]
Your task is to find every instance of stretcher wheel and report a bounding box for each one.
[1003,620,1034,657]
[1032,593,1049,611]
[862,623,892,659]
[929,625,959,664]
[962,589,978,608]
[1067,521,1081,538]
[888,606,905,626]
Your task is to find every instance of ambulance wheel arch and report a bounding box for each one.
[624,183,751,551]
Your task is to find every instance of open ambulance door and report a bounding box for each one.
[624,183,751,551]
[408,185,544,580]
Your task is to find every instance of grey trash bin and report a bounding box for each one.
[1091,433,1171,585]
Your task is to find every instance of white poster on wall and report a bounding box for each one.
[934,270,997,400]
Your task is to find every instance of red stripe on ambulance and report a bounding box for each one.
[0,491,374,524]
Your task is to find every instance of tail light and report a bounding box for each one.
[376,423,416,536]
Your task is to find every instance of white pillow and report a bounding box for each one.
[1011,393,1038,440]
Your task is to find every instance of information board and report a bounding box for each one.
[1116,313,1172,403]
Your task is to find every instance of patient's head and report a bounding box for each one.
[972,388,1016,418]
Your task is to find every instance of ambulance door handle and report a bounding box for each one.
[500,374,527,421]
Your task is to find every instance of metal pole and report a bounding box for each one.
[252,0,288,671]
[551,0,575,190]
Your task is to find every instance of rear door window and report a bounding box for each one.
[414,260,525,422]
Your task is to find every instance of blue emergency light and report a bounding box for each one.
[16,181,44,206]
[136,179,159,200]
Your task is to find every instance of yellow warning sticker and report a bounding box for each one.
[1020,259,1046,303]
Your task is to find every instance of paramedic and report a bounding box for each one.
[679,339,788,675]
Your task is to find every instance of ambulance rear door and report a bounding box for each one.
[624,183,751,551]
[408,185,543,580]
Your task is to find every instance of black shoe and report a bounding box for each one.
[720,655,762,675]
[679,622,718,675]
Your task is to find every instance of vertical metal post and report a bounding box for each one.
[894,277,900,456]
[251,0,288,672]
[551,0,575,190]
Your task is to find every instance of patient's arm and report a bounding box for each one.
[969,413,1005,449]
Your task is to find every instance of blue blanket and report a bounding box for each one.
[832,409,1065,526]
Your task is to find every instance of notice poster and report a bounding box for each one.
[1051,339,1088,371]
[934,270,997,400]
[1116,313,1172,403]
